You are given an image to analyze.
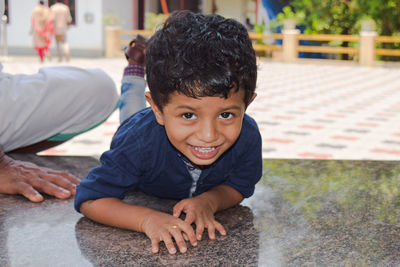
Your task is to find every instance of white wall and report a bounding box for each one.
[214,0,247,24]
[102,0,133,30]
[69,0,103,50]
[7,0,36,47]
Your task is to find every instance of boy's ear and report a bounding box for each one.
[145,92,165,125]
[247,93,257,108]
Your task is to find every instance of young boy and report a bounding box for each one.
[74,10,262,255]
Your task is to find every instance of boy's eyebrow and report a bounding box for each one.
[175,105,196,111]
[175,105,243,111]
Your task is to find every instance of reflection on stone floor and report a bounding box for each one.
[244,159,400,266]
[0,155,399,266]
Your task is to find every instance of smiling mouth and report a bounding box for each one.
[189,145,221,160]
[193,146,217,153]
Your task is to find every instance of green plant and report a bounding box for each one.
[102,14,121,26]
[144,12,167,31]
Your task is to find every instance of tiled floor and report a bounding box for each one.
[3,56,400,160]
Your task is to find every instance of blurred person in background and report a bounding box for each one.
[50,0,72,61]
[31,0,54,62]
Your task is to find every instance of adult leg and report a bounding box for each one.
[36,47,44,62]
[8,140,64,154]
[0,66,119,153]
[55,35,63,61]
[63,41,70,62]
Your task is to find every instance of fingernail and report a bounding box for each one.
[152,247,158,253]
[170,248,176,254]
[61,188,70,195]
[193,242,198,246]
[180,247,187,253]
[197,234,202,240]
[32,194,43,202]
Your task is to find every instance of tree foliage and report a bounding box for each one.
[279,0,400,36]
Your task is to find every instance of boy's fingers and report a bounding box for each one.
[207,223,216,240]
[151,239,159,253]
[215,221,227,236]
[195,221,205,241]
[172,203,183,217]
[169,228,187,253]
[179,223,197,247]
[184,212,195,224]
[161,232,177,254]
[183,232,189,241]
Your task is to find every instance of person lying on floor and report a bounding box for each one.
[75,11,262,255]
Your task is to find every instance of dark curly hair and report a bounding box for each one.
[146,11,257,110]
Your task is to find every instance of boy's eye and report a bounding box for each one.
[219,112,233,119]
[182,112,197,120]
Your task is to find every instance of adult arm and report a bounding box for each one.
[0,147,80,202]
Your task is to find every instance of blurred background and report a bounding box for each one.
[1,0,400,160]
[1,0,399,61]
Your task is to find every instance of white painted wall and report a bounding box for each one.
[102,0,133,30]
[69,0,103,50]
[7,0,36,47]
[214,0,247,24]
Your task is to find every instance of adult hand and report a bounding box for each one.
[173,195,226,241]
[0,154,80,202]
[141,210,198,254]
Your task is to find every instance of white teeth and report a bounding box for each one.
[193,146,216,153]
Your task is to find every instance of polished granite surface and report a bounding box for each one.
[0,155,399,266]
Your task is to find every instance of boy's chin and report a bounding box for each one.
[186,154,220,167]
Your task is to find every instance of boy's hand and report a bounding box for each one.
[173,195,227,241]
[141,210,198,254]
[124,35,147,66]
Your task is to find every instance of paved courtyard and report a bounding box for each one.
[3,56,400,160]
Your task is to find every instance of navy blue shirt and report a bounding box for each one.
[75,108,262,212]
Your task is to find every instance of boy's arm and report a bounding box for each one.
[80,198,198,254]
[173,184,243,241]
[197,184,243,212]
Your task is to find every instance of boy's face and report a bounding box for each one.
[146,89,255,166]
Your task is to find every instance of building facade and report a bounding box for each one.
[4,0,261,57]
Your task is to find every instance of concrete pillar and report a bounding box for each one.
[359,31,377,67]
[105,26,120,58]
[0,15,8,59]
[282,29,300,62]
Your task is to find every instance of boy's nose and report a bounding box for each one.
[197,119,218,143]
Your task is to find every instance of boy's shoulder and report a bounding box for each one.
[228,113,261,155]
[241,113,260,137]
[111,108,166,149]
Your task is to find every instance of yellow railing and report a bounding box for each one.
[248,32,282,53]
[297,34,359,55]
[105,27,400,65]
[375,36,400,57]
